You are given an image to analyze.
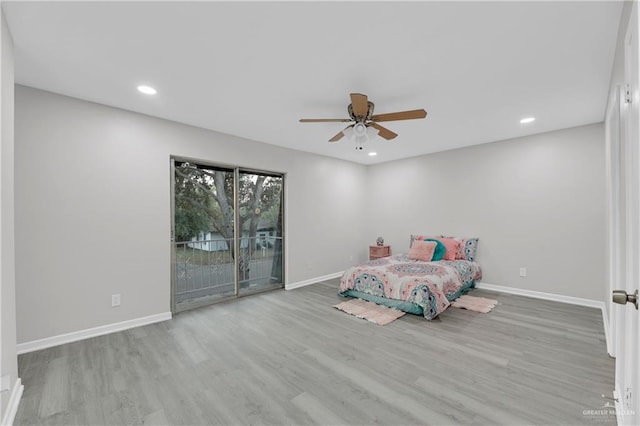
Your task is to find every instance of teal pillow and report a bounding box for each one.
[423,238,445,261]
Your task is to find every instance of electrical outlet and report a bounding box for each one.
[111,294,121,307]
[519,267,527,277]
[349,255,354,261]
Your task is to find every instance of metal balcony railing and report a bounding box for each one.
[174,236,283,304]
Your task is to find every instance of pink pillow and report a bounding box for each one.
[408,240,437,262]
[439,238,462,261]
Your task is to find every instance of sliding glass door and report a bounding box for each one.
[171,159,284,312]
[237,170,284,296]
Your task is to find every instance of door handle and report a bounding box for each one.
[612,289,639,309]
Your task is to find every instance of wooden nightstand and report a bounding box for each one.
[369,245,391,260]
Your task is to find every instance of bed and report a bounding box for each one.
[339,235,482,320]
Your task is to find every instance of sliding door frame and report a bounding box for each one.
[169,155,286,313]
[170,157,176,312]
[233,167,240,298]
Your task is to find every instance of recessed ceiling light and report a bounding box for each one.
[520,117,535,124]
[137,85,157,95]
[368,152,377,156]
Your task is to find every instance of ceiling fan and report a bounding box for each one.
[299,93,427,147]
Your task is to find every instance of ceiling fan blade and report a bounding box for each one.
[299,118,352,123]
[350,93,369,118]
[368,122,398,140]
[329,132,345,142]
[329,124,354,142]
[371,109,427,122]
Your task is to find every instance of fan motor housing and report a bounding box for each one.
[348,102,374,121]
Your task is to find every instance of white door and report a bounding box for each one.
[605,84,622,359]
[611,2,640,424]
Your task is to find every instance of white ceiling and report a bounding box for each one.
[2,1,623,165]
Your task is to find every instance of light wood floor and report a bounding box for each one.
[15,279,616,425]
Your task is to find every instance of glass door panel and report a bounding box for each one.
[237,170,284,295]
[172,161,236,312]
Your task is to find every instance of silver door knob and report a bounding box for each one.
[612,289,639,309]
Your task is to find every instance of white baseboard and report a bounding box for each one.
[17,312,172,355]
[1,378,23,426]
[286,271,344,290]
[475,282,604,309]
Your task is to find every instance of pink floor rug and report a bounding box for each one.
[334,299,406,325]
[451,295,498,313]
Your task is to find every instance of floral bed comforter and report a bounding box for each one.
[339,254,482,320]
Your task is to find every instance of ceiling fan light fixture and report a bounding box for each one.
[348,123,378,150]
[354,135,367,147]
[353,122,367,137]
[355,125,369,146]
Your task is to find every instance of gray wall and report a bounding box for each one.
[0,9,18,418]
[14,86,368,343]
[14,85,607,345]
[366,123,605,301]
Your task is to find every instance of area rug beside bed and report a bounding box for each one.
[334,299,406,325]
[450,295,498,313]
